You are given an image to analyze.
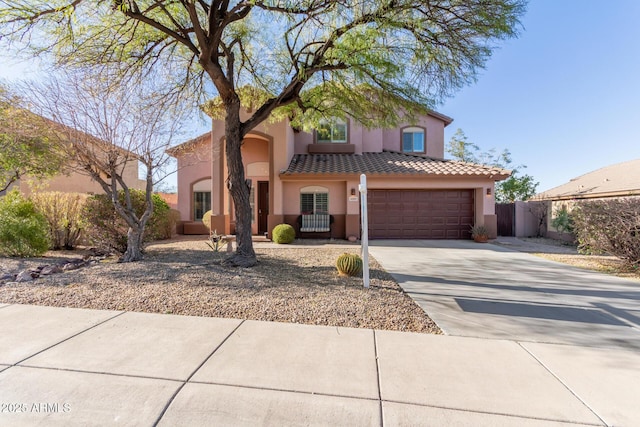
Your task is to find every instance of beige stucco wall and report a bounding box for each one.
[514,200,546,237]
[18,160,145,197]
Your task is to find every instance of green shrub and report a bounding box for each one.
[572,199,640,268]
[272,223,295,244]
[336,253,363,277]
[0,190,50,257]
[82,189,174,253]
[30,191,87,249]
[551,205,574,234]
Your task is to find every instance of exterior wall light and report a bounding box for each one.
[486,188,492,196]
[350,188,356,196]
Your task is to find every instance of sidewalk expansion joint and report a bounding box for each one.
[152,318,246,427]
[8,364,185,383]
[382,399,605,426]
[373,330,384,427]
[517,341,609,427]
[186,380,381,403]
[13,310,126,367]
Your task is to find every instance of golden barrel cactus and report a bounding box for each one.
[336,253,363,277]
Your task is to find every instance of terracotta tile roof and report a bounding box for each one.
[281,150,511,179]
[166,132,211,157]
[534,158,640,200]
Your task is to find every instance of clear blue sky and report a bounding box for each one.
[2,1,639,193]
[440,0,640,192]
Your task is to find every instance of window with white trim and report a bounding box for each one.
[402,127,425,153]
[317,119,347,143]
[300,187,329,215]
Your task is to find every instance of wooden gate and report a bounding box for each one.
[496,203,515,236]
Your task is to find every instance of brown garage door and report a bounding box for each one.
[368,189,474,239]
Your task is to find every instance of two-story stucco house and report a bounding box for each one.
[168,110,510,240]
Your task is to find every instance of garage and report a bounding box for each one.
[368,189,474,239]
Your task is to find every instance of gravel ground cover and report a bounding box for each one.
[0,237,441,334]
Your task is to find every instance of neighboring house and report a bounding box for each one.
[1,110,146,197]
[533,158,640,239]
[13,164,145,197]
[168,110,510,239]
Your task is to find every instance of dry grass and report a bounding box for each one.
[533,253,640,281]
[0,238,441,334]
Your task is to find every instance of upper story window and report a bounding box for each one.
[317,119,348,143]
[402,127,425,153]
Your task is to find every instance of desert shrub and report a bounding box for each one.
[272,223,295,244]
[145,197,175,240]
[572,199,640,268]
[336,253,363,277]
[30,191,87,249]
[202,210,212,231]
[83,189,173,253]
[158,208,181,239]
[551,205,574,234]
[0,190,50,256]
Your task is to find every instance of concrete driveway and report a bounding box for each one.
[369,240,640,349]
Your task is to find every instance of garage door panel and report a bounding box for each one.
[368,189,474,239]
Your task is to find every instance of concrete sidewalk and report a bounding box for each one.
[1,304,639,426]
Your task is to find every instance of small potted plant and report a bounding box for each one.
[470,224,490,243]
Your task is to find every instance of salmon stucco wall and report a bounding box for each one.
[291,113,447,157]
[282,181,347,215]
[174,137,212,221]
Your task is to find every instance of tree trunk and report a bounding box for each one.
[223,98,257,267]
[122,226,144,262]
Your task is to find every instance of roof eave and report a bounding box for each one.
[534,189,640,201]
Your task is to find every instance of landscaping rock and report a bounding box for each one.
[16,270,37,282]
[40,265,63,276]
[62,262,83,271]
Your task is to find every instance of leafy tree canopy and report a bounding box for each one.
[0,85,64,193]
[0,0,527,266]
[1,1,526,128]
[446,128,538,203]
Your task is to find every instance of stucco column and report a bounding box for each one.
[211,133,230,234]
[345,179,361,239]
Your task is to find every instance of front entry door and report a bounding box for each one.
[258,181,269,235]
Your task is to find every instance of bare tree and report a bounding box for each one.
[21,71,188,261]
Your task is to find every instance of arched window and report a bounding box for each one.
[402,127,425,153]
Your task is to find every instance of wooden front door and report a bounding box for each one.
[258,181,269,235]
